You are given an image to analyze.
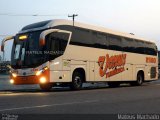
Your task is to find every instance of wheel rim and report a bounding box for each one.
[138,75,143,84]
[74,76,82,87]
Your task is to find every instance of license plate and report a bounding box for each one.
[21,77,27,81]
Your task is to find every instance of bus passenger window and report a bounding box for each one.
[122,38,134,52]
[93,32,108,49]
[108,35,122,51]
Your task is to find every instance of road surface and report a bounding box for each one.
[0,76,160,115]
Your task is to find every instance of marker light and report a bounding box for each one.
[12,73,17,78]
[36,70,43,76]
[19,35,28,40]
[40,77,46,84]
[10,79,14,84]
[54,62,60,65]
[44,67,48,70]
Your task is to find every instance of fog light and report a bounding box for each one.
[10,79,14,84]
[40,77,46,84]
[12,73,17,78]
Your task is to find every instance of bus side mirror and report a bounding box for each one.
[39,29,59,46]
[1,44,4,52]
[1,36,14,52]
[39,38,46,46]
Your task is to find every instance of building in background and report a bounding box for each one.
[0,52,10,74]
[0,56,10,74]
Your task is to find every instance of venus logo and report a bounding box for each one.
[98,54,127,78]
[23,72,26,76]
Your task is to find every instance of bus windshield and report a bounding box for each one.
[11,30,69,69]
[11,30,45,69]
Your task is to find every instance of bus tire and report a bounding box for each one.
[39,83,52,91]
[108,82,120,88]
[70,72,83,90]
[131,72,143,86]
[136,72,143,86]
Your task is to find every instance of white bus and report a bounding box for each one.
[1,19,158,91]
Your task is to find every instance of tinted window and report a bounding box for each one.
[122,38,135,52]
[11,30,45,69]
[145,43,157,55]
[45,32,69,60]
[108,35,122,51]
[134,40,145,54]
[93,32,108,49]
[22,20,51,31]
[53,25,157,56]
[71,28,93,47]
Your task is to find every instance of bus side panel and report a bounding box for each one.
[89,61,95,81]
[49,57,71,83]
[94,61,110,82]
[145,65,151,81]
[121,63,133,81]
[145,65,158,81]
[108,51,122,82]
[50,71,71,83]
[125,53,146,81]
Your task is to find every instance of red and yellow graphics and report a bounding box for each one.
[98,54,127,78]
[146,57,156,63]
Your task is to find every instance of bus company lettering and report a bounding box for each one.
[146,57,156,63]
[98,54,126,78]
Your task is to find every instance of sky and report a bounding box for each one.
[0,0,160,60]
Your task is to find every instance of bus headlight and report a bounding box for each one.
[10,79,14,84]
[12,73,17,78]
[40,77,46,84]
[36,70,43,76]
[36,67,48,76]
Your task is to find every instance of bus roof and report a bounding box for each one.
[20,19,155,44]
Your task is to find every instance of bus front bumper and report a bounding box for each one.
[10,69,50,85]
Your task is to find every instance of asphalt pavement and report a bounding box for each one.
[0,75,160,115]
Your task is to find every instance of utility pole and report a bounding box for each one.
[68,14,78,26]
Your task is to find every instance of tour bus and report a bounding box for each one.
[1,19,158,91]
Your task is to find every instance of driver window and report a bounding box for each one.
[45,32,70,60]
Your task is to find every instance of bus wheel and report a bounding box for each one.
[108,82,120,88]
[39,83,52,91]
[136,73,143,86]
[130,73,143,86]
[70,72,83,90]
